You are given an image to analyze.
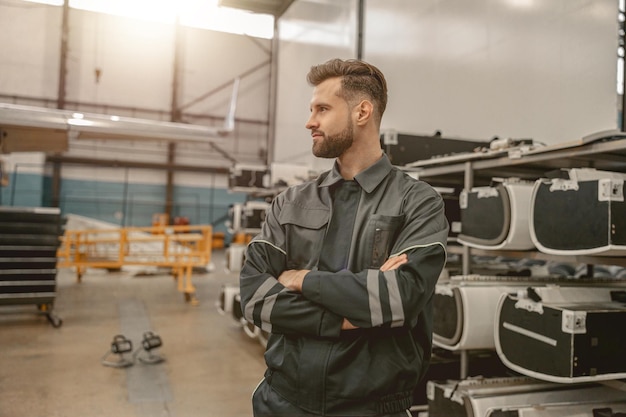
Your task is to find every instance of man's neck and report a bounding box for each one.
[336,146,382,180]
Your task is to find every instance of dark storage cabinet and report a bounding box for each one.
[0,206,65,327]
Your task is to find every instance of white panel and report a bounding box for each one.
[66,10,175,109]
[60,165,133,183]
[59,163,231,188]
[182,27,272,121]
[0,3,61,98]
[273,0,358,171]
[61,139,236,184]
[66,140,169,163]
[0,4,269,171]
[175,171,229,188]
[0,153,46,175]
[364,0,619,146]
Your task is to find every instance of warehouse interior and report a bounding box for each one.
[2,0,626,416]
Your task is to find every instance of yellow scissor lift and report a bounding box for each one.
[57,224,213,305]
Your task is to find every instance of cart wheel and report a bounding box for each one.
[47,313,63,328]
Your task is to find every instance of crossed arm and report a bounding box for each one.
[277,253,409,330]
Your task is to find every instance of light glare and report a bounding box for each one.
[68,118,94,126]
[21,0,273,39]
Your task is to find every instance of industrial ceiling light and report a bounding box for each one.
[0,78,238,144]
[133,331,165,364]
[101,334,134,368]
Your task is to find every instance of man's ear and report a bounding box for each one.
[355,100,373,125]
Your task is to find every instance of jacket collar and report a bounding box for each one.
[318,153,393,193]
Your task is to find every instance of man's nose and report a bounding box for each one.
[305,114,317,130]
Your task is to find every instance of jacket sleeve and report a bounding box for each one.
[301,185,448,329]
[239,197,344,338]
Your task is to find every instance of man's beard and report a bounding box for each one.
[311,122,354,158]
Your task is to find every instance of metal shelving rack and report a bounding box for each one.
[406,131,626,275]
[403,131,626,380]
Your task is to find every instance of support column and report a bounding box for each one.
[356,0,365,59]
[165,143,176,222]
[57,0,70,109]
[166,17,184,223]
[51,158,62,208]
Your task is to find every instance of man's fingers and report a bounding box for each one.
[277,269,308,292]
[380,254,408,271]
[341,318,358,330]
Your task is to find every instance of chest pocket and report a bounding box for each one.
[279,203,329,270]
[362,214,405,269]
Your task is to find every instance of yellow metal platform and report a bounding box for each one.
[57,224,213,304]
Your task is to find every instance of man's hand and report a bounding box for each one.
[341,318,358,330]
[380,253,408,272]
[277,269,309,292]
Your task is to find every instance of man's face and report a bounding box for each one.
[305,77,354,158]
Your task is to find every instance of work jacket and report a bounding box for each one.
[240,154,448,416]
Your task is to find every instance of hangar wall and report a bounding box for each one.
[273,0,619,168]
[0,1,271,228]
[0,0,621,228]
[272,0,358,172]
[365,0,619,145]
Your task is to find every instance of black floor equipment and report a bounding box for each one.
[0,206,65,327]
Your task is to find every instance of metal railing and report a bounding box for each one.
[57,224,213,305]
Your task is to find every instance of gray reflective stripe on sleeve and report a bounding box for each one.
[248,239,286,255]
[259,288,288,333]
[245,277,276,323]
[384,270,405,327]
[367,269,383,327]
[391,241,446,258]
[391,241,448,264]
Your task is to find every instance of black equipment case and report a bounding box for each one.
[490,401,626,417]
[427,376,626,417]
[229,164,268,192]
[227,201,269,235]
[457,179,535,250]
[431,274,620,351]
[433,275,576,351]
[495,286,626,383]
[530,168,626,256]
[380,132,489,166]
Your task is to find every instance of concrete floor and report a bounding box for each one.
[0,250,267,417]
[8,247,624,416]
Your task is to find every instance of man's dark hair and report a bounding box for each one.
[307,58,388,126]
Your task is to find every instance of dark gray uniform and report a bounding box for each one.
[240,154,448,416]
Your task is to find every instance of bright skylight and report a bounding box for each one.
[21,0,274,39]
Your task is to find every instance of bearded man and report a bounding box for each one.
[240,58,449,417]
